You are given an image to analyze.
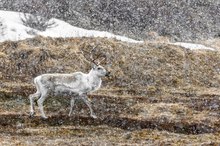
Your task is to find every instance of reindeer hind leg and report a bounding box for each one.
[37,89,49,119]
[29,92,41,117]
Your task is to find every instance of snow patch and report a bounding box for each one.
[171,42,216,51]
[0,10,216,50]
[0,10,143,43]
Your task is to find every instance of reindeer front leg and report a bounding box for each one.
[81,94,97,119]
[69,97,75,116]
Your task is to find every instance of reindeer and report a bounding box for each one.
[29,47,110,119]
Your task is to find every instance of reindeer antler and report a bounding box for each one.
[81,44,107,66]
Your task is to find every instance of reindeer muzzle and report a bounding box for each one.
[105,71,111,77]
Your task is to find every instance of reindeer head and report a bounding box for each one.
[92,64,110,77]
[81,45,111,77]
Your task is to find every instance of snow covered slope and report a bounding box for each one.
[170,42,216,51]
[0,10,143,43]
[0,10,217,51]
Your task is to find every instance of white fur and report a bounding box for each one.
[29,65,108,119]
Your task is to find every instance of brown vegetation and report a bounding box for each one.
[0,37,219,145]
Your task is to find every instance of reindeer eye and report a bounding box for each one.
[97,67,102,70]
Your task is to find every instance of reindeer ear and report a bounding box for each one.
[92,63,97,69]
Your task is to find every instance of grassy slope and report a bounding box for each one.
[1,36,220,95]
[0,37,219,145]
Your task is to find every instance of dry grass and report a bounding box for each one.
[0,36,220,95]
[0,36,219,145]
[129,102,219,126]
[131,129,220,145]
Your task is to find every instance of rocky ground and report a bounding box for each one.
[0,37,219,145]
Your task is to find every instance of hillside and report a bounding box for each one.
[0,2,220,145]
[1,37,220,95]
[0,0,220,41]
[0,37,219,145]
[0,10,142,43]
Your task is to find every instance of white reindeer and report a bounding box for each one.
[29,49,109,119]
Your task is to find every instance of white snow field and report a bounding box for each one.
[0,10,217,51]
[0,10,143,43]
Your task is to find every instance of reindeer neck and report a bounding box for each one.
[88,70,102,84]
[87,69,102,88]
[88,69,101,81]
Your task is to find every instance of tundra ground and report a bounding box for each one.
[0,37,219,145]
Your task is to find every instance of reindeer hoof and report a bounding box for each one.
[41,116,48,119]
[91,114,97,119]
[29,112,35,118]
[68,112,75,117]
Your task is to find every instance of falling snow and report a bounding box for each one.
[0,0,220,145]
